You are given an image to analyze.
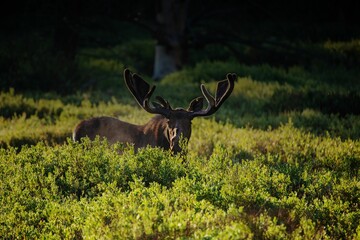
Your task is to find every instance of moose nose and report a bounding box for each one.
[172,144,182,154]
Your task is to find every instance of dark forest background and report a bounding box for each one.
[1,0,359,93]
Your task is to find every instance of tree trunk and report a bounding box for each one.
[153,45,178,80]
[152,0,189,80]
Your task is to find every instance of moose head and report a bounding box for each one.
[73,69,236,154]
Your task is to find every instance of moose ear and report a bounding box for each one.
[187,97,204,112]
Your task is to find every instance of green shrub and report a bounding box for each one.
[323,39,360,67]
[1,52,360,238]
[1,120,359,238]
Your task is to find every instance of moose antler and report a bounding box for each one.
[124,69,172,116]
[124,68,236,118]
[188,73,236,117]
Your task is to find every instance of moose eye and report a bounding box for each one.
[167,121,176,128]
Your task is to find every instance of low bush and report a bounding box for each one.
[1,124,359,238]
[1,46,360,238]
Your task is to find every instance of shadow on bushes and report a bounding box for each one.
[267,89,360,116]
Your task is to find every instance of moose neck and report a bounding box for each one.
[139,115,170,149]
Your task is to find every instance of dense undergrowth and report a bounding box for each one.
[1,25,360,238]
[1,125,359,239]
[1,62,360,238]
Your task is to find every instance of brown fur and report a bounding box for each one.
[73,115,171,151]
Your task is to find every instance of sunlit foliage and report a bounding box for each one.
[1,37,360,239]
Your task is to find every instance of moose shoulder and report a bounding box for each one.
[73,69,236,154]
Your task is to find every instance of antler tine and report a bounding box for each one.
[188,73,236,118]
[123,68,171,116]
[155,96,172,109]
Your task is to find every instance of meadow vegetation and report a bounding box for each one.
[1,26,360,239]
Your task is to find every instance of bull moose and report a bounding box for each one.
[73,69,236,153]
